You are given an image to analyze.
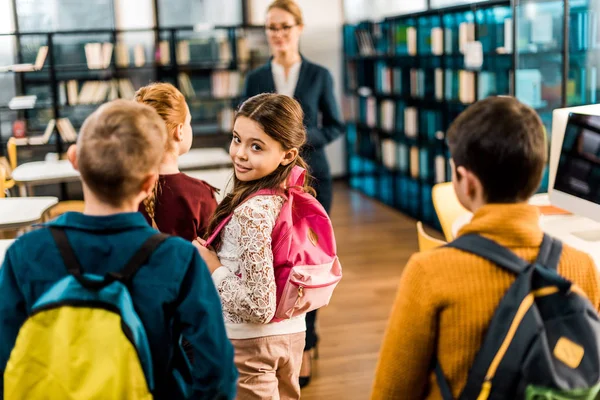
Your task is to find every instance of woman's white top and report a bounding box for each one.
[271,60,302,97]
[211,195,306,339]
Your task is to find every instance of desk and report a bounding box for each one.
[186,168,233,203]
[0,239,14,265]
[12,160,80,196]
[12,148,231,196]
[0,197,58,230]
[178,148,231,171]
[451,195,600,267]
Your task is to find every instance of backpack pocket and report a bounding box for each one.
[274,257,342,320]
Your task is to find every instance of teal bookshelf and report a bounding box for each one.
[343,0,514,228]
[344,0,600,227]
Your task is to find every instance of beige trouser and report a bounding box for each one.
[231,332,306,400]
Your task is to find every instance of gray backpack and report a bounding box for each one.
[436,234,600,400]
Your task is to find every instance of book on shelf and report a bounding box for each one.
[516,69,543,108]
[118,79,137,99]
[431,27,444,56]
[419,148,429,181]
[405,107,418,138]
[410,146,419,179]
[342,95,357,122]
[435,155,446,184]
[84,43,112,70]
[115,43,130,67]
[219,39,232,64]
[444,28,453,54]
[0,46,48,72]
[435,69,443,101]
[407,27,417,56]
[218,107,235,132]
[8,95,37,110]
[13,119,56,146]
[458,22,475,54]
[237,36,250,63]
[381,139,397,170]
[67,80,79,105]
[478,72,497,100]
[380,100,395,133]
[178,73,196,98]
[177,41,191,65]
[531,13,554,44]
[459,70,476,104]
[211,71,241,98]
[158,41,170,66]
[366,96,376,128]
[134,45,146,67]
[56,118,78,142]
[398,143,408,174]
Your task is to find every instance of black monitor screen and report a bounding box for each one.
[554,113,600,204]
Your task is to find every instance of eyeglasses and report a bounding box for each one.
[265,25,297,35]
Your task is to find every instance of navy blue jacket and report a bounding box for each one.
[0,212,237,400]
[242,57,344,212]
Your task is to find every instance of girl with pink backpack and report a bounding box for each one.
[194,93,341,399]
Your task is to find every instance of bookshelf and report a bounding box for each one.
[343,1,514,228]
[0,2,268,164]
[344,0,600,228]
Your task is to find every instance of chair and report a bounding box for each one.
[0,164,6,198]
[432,182,469,242]
[2,138,17,192]
[416,221,446,252]
[42,200,85,222]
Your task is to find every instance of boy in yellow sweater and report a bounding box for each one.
[371,96,600,399]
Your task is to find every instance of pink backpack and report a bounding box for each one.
[205,166,342,322]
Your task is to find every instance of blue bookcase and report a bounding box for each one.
[343,0,513,229]
[344,0,600,228]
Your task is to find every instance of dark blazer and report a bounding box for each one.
[242,56,344,212]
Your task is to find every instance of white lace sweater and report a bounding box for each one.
[211,195,306,340]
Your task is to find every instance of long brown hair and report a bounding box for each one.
[205,93,314,246]
[134,82,188,221]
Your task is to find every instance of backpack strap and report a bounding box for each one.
[435,361,454,400]
[50,227,168,289]
[447,234,530,275]
[534,234,562,271]
[204,188,286,247]
[107,233,169,284]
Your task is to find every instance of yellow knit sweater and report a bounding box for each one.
[371,204,600,400]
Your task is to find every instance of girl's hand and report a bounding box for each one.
[192,238,221,274]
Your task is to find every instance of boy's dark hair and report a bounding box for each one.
[447,96,547,203]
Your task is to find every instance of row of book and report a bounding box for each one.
[177,71,241,99]
[357,98,443,141]
[354,130,448,183]
[569,10,600,52]
[0,46,48,72]
[12,118,77,145]
[347,18,512,57]
[59,79,137,105]
[369,63,504,103]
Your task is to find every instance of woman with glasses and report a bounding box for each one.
[242,0,344,391]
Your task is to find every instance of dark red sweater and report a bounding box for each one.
[139,173,218,241]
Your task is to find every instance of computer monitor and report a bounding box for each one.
[550,104,600,191]
[550,112,600,235]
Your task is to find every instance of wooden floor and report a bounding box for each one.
[301,182,424,400]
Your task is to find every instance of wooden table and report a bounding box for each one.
[11,148,231,196]
[178,148,231,171]
[12,160,80,196]
[0,197,58,230]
